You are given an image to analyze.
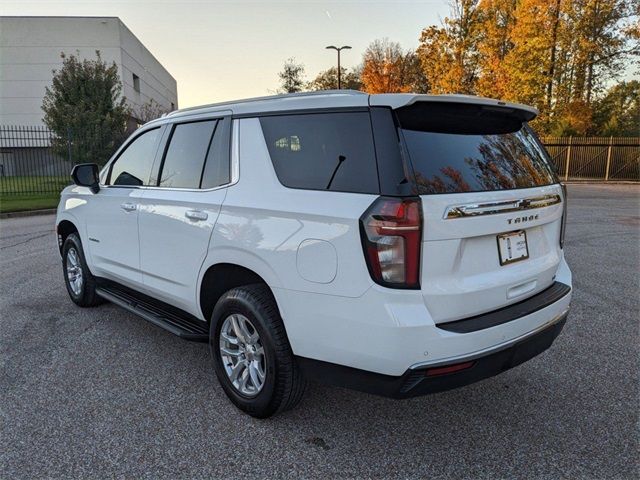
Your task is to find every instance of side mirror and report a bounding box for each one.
[71,163,100,194]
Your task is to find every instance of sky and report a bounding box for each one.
[1,0,451,107]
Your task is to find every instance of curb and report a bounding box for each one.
[0,208,56,220]
[562,181,639,185]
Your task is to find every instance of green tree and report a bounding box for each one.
[307,67,362,91]
[591,80,640,135]
[42,51,130,166]
[277,58,306,93]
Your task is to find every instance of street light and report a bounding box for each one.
[325,45,351,89]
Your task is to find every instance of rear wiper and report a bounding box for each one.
[326,155,346,190]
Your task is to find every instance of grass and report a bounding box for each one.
[0,176,68,213]
[0,175,69,193]
[0,194,60,213]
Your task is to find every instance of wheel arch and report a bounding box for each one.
[199,262,281,323]
[56,219,79,254]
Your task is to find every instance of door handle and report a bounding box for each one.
[185,210,208,221]
[121,202,137,212]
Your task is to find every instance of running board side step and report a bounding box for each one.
[96,285,209,342]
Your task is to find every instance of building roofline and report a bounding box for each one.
[0,15,177,88]
[115,18,177,85]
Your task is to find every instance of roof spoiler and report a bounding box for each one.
[372,94,538,134]
[370,94,538,121]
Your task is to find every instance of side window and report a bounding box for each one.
[259,112,379,194]
[201,117,231,189]
[159,120,216,189]
[108,127,161,186]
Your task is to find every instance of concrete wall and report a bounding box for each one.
[117,21,177,116]
[0,16,178,126]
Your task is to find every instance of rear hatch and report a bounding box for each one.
[395,100,564,323]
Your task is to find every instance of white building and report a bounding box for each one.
[0,16,178,126]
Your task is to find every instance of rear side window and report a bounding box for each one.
[397,103,557,194]
[159,120,217,189]
[108,127,161,186]
[260,112,379,194]
[201,117,231,189]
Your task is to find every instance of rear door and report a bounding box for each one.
[395,102,564,323]
[137,115,232,316]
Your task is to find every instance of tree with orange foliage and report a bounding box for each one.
[361,38,427,93]
[417,0,482,94]
[475,0,517,100]
[417,0,638,135]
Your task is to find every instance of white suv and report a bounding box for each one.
[56,91,572,418]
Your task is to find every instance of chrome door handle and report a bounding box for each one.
[185,210,208,221]
[121,202,137,212]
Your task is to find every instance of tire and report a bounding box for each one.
[209,284,306,418]
[62,233,102,307]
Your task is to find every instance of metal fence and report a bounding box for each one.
[541,136,639,182]
[0,125,125,196]
[1,126,638,197]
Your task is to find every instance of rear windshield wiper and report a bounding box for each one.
[326,155,346,190]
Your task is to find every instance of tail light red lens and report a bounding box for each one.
[360,196,422,289]
[560,183,567,248]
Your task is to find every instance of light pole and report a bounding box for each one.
[325,45,351,89]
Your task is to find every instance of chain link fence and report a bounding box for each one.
[1,126,638,198]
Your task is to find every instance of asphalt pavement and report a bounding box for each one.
[1,184,638,479]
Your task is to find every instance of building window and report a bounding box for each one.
[132,73,140,93]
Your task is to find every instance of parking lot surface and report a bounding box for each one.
[1,184,638,479]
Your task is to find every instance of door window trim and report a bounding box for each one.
[154,119,210,190]
[100,117,238,193]
[101,125,165,189]
[150,116,236,192]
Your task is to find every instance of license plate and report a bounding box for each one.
[497,230,529,265]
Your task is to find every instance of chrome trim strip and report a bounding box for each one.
[409,306,570,370]
[230,118,240,184]
[444,194,561,219]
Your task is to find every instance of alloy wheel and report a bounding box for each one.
[219,313,266,397]
[66,247,84,296]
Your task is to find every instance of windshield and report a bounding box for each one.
[401,126,558,194]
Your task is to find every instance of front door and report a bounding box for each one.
[85,126,164,287]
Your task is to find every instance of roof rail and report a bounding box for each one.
[166,90,366,117]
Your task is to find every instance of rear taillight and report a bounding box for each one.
[560,184,567,248]
[360,196,422,289]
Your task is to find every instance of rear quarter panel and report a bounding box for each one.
[199,117,377,300]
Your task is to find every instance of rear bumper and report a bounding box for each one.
[276,256,572,377]
[297,312,567,399]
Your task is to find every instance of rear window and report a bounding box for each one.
[260,112,379,194]
[397,103,557,194]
